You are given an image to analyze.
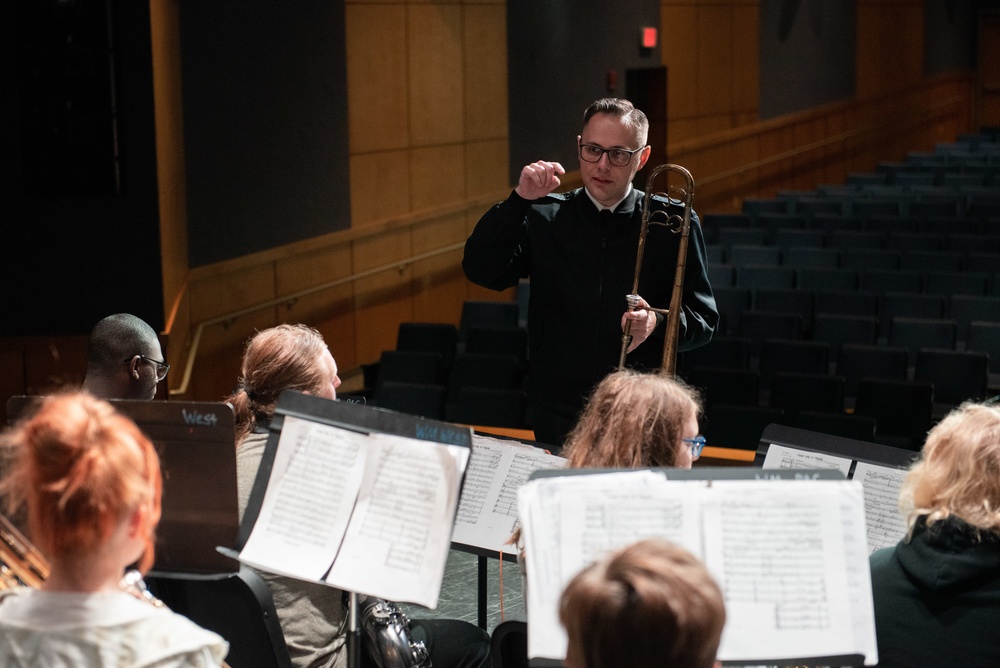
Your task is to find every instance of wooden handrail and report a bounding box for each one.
[168,241,467,396]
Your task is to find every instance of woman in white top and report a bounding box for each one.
[0,392,229,667]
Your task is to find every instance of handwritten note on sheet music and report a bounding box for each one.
[518,474,878,666]
[237,417,470,609]
[853,462,908,552]
[761,443,853,476]
[452,435,566,555]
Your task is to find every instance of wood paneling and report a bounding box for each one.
[350,150,413,226]
[346,4,409,152]
[408,5,464,146]
[351,228,414,364]
[411,144,467,210]
[465,139,510,198]
[463,4,507,141]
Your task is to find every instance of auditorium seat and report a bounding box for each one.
[702,404,784,451]
[913,349,989,412]
[736,312,803,357]
[784,247,839,269]
[797,268,858,292]
[454,387,527,429]
[837,344,908,398]
[396,322,458,370]
[753,289,815,336]
[730,244,782,266]
[711,287,752,336]
[859,269,920,294]
[758,339,830,389]
[811,314,878,361]
[459,300,519,342]
[841,249,900,271]
[966,322,1000,374]
[923,270,989,297]
[684,366,760,407]
[854,378,934,451]
[677,336,752,372]
[373,381,447,420]
[879,293,945,327]
[795,410,877,443]
[735,265,795,290]
[445,353,520,421]
[900,250,963,272]
[948,295,1000,341]
[815,291,879,318]
[887,317,957,367]
[769,372,845,416]
[376,350,445,388]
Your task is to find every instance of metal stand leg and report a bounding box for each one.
[348,591,362,668]
[477,555,488,630]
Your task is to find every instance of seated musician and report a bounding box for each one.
[560,538,725,668]
[226,323,490,668]
[561,369,705,469]
[0,392,228,667]
[869,400,1000,667]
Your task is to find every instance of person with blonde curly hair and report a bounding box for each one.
[561,369,705,470]
[560,538,725,668]
[0,392,228,667]
[869,400,1000,667]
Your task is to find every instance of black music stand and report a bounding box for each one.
[234,390,473,668]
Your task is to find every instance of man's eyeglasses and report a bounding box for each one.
[127,354,170,382]
[578,142,646,167]
[682,435,706,458]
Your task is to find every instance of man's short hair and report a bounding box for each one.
[560,538,725,668]
[582,97,649,146]
[86,313,159,374]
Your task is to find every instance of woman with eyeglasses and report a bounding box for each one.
[561,369,704,469]
[868,401,1000,667]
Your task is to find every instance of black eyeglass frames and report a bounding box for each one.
[578,141,646,167]
[127,354,170,382]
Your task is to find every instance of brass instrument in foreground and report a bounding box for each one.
[617,163,696,376]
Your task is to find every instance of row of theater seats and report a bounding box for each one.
[685,130,1000,452]
[363,295,533,430]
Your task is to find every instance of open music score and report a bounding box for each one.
[452,434,566,556]
[759,432,914,554]
[519,470,878,667]
[236,414,470,609]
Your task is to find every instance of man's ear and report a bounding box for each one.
[128,356,140,380]
[638,145,652,170]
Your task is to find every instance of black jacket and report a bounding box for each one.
[869,516,1000,667]
[463,187,718,419]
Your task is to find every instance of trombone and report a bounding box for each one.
[617,163,696,377]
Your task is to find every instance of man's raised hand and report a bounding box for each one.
[515,161,566,200]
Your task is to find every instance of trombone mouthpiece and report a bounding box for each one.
[625,294,641,310]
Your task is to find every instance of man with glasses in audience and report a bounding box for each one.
[83,313,170,400]
[464,97,717,449]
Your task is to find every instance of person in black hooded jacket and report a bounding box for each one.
[869,401,1000,668]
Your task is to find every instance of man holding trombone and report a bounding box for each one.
[464,97,718,449]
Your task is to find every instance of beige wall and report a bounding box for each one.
[143,0,979,402]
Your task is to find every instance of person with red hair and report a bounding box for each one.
[0,392,228,666]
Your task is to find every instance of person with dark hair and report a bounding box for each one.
[869,401,1000,667]
[0,392,228,666]
[560,538,725,668]
[464,97,718,448]
[562,369,704,470]
[82,313,169,400]
[226,324,490,668]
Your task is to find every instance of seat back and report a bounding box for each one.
[914,349,989,407]
[490,620,528,668]
[854,378,934,450]
[146,567,292,668]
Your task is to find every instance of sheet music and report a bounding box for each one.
[702,481,874,665]
[325,432,469,608]
[519,474,878,666]
[839,486,880,666]
[452,435,566,555]
[238,416,367,581]
[762,443,853,476]
[854,461,908,553]
[520,471,701,661]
